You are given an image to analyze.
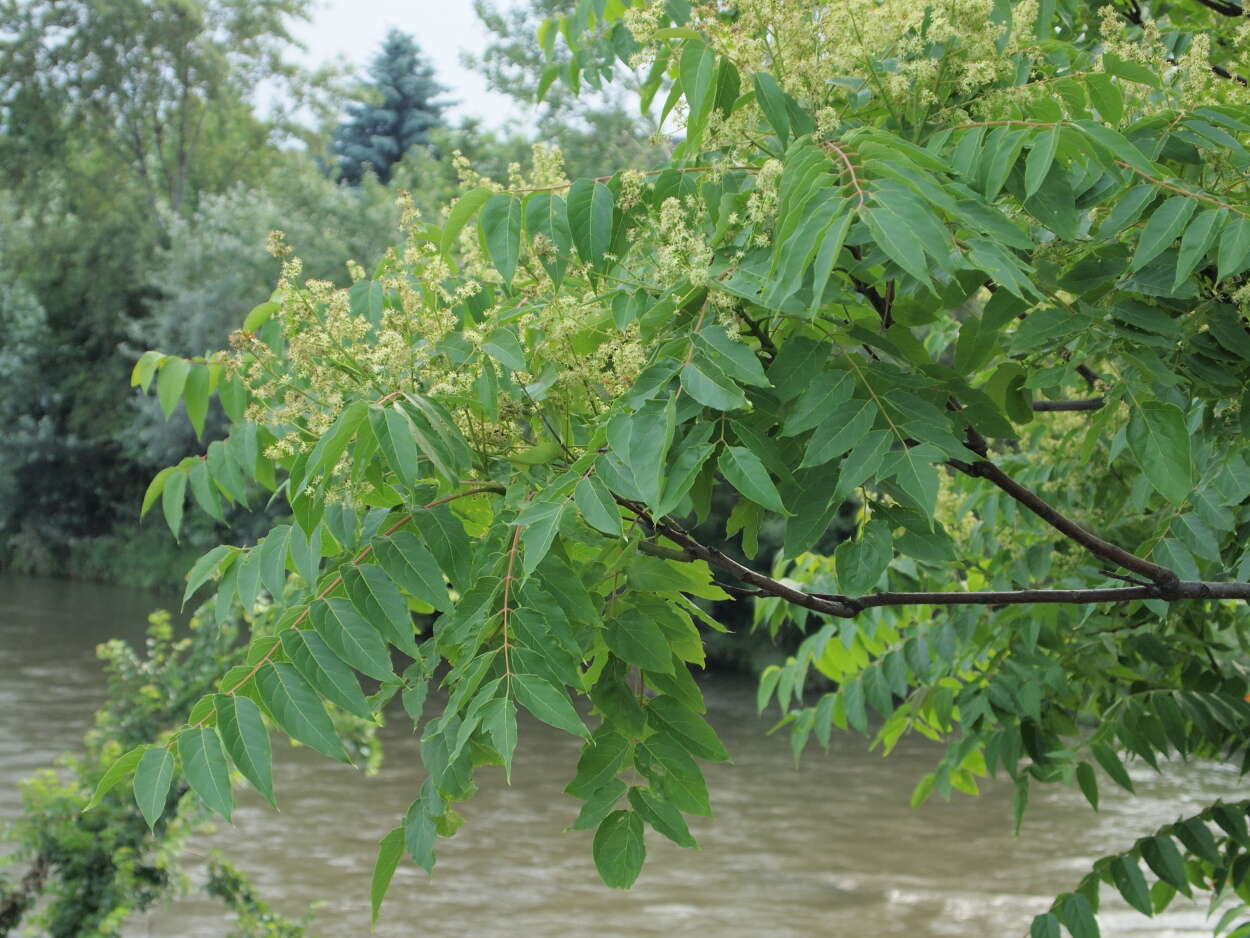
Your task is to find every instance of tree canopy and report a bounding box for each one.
[329,29,448,185]
[111,0,1250,934]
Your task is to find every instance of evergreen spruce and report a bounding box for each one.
[330,30,448,185]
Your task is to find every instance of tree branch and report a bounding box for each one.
[946,458,1180,590]
[1031,397,1105,412]
[1193,0,1244,16]
[614,490,1250,618]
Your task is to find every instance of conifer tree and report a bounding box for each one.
[329,30,448,185]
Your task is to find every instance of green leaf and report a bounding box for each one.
[635,733,711,815]
[576,476,622,537]
[178,727,233,821]
[183,545,233,607]
[512,672,589,737]
[1141,835,1190,894]
[441,187,493,258]
[373,531,452,613]
[1024,128,1060,198]
[834,519,892,594]
[628,786,697,848]
[1131,197,1197,272]
[156,357,190,418]
[480,193,523,285]
[280,629,374,720]
[801,398,877,468]
[342,564,416,655]
[646,695,729,762]
[607,606,674,674]
[1110,855,1152,916]
[310,597,398,683]
[215,695,275,805]
[131,349,163,391]
[188,459,224,522]
[369,406,422,487]
[680,359,748,410]
[1030,913,1061,938]
[483,328,527,372]
[370,827,405,925]
[243,300,278,332]
[593,810,646,888]
[1091,741,1135,793]
[183,364,210,438]
[1217,214,1250,281]
[568,179,614,270]
[141,466,174,519]
[256,525,289,600]
[525,192,573,286]
[1059,892,1100,938]
[566,733,632,799]
[1076,761,1099,810]
[570,779,627,830]
[781,369,854,436]
[719,445,787,514]
[1173,208,1223,287]
[694,325,769,388]
[1085,73,1123,125]
[679,40,715,149]
[880,445,942,518]
[1125,402,1192,505]
[863,205,933,290]
[518,500,565,576]
[752,72,790,145]
[162,467,187,540]
[85,745,148,812]
[256,661,350,763]
[480,696,518,781]
[133,747,175,831]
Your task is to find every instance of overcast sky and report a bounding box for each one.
[293,0,523,128]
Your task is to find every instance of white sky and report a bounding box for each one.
[293,0,524,128]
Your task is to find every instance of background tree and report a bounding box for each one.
[329,30,449,185]
[114,2,1250,936]
[0,0,327,579]
[469,0,668,178]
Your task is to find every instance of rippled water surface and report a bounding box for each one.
[1,575,1240,937]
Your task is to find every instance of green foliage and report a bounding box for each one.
[110,0,1250,934]
[330,30,448,186]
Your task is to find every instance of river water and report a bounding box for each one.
[0,575,1240,937]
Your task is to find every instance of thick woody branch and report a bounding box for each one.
[946,458,1179,589]
[619,491,1250,618]
[1032,397,1105,412]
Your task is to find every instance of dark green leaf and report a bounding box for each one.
[607,606,674,674]
[512,672,589,737]
[568,179,614,269]
[310,597,398,683]
[280,628,374,720]
[256,661,350,763]
[373,531,452,613]
[593,810,646,888]
[133,747,175,831]
[216,695,275,805]
[1125,402,1192,505]
[576,476,623,537]
[370,827,405,925]
[647,695,729,762]
[85,745,148,812]
[719,445,787,514]
[177,727,233,821]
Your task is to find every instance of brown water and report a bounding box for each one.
[1,575,1239,938]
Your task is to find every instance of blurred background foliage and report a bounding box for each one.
[0,0,673,590]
